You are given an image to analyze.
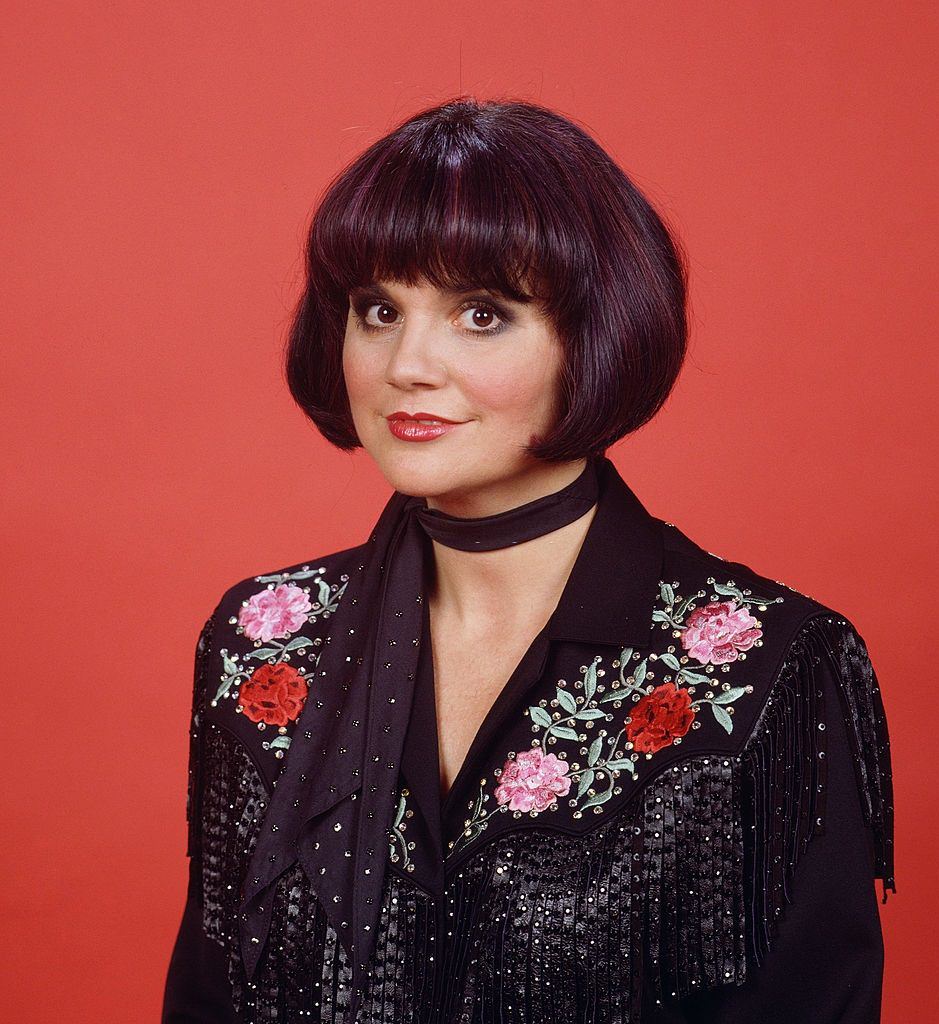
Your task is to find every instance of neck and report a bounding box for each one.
[423,458,589,519]
[425,458,597,633]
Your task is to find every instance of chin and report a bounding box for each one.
[369,447,479,499]
[364,433,517,503]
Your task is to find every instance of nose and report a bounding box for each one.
[383,316,448,390]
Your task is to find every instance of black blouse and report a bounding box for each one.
[162,464,895,1023]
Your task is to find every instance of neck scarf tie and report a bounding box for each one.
[238,455,603,1014]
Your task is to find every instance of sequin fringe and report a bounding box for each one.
[187,611,894,1022]
[197,710,439,1021]
[239,865,438,1023]
[820,615,896,901]
[186,612,216,868]
[737,612,895,961]
[639,612,896,1010]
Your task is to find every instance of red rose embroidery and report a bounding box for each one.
[624,681,695,755]
[238,663,308,726]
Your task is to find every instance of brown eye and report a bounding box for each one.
[352,300,399,332]
[456,303,508,335]
[462,307,494,329]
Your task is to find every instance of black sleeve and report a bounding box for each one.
[671,618,892,1024]
[161,610,244,1024]
[162,874,243,1023]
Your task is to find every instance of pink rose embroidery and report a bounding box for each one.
[494,747,572,813]
[680,599,762,665]
[238,583,312,642]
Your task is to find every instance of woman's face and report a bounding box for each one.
[342,276,568,514]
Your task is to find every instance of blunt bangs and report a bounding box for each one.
[285,96,689,461]
[310,126,551,307]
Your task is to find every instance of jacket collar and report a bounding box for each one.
[544,455,663,648]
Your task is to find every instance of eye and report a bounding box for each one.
[351,300,399,332]
[455,301,509,336]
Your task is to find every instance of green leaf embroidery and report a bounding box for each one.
[710,703,733,733]
[255,568,325,584]
[284,635,315,651]
[577,769,595,798]
[245,647,281,661]
[583,660,598,701]
[581,785,613,810]
[711,686,749,705]
[213,677,234,703]
[679,669,711,684]
[556,688,578,715]
[529,705,553,729]
[574,708,606,720]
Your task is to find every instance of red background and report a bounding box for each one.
[2,3,934,1021]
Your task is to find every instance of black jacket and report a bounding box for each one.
[162,462,895,1022]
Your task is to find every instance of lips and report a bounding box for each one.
[385,414,465,442]
[386,411,463,424]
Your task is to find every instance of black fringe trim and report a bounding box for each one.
[638,753,745,1008]
[825,615,896,901]
[195,713,371,1021]
[639,612,896,1009]
[184,608,895,1020]
[186,611,216,879]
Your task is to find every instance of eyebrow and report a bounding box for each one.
[349,282,518,302]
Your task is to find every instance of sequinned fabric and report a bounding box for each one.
[162,460,895,1024]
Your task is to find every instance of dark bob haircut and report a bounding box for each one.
[285,95,689,461]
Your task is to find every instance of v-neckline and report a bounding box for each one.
[417,591,554,831]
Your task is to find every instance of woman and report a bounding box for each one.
[162,97,895,1023]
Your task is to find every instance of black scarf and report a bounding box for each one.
[238,455,602,1012]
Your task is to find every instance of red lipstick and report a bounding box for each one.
[386,411,466,442]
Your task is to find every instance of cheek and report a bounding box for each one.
[342,340,378,403]
[463,348,560,418]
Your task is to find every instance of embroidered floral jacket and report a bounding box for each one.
[162,464,895,1024]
